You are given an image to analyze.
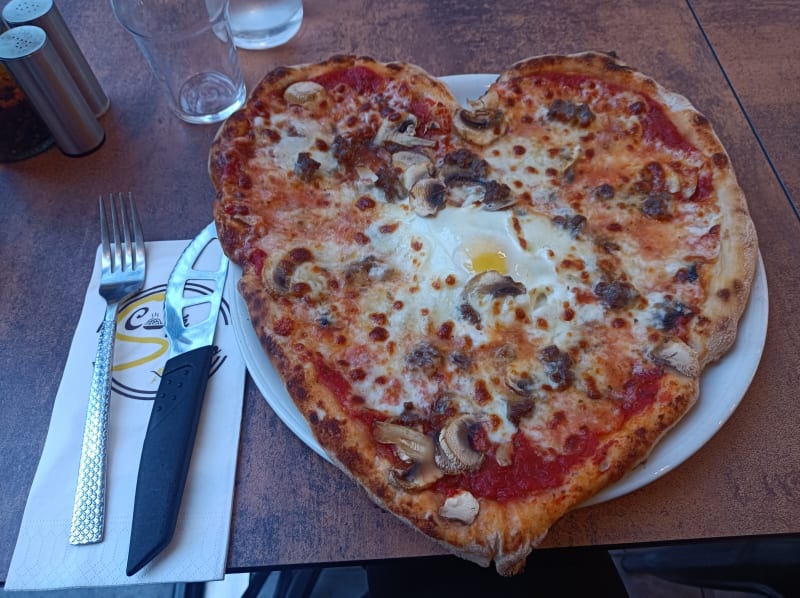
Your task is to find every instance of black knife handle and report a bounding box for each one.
[126,345,214,576]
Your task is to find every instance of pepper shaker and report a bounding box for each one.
[2,0,109,116]
[0,25,104,156]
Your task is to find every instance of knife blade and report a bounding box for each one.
[126,222,229,576]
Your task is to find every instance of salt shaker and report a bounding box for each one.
[0,25,104,156]
[2,0,109,116]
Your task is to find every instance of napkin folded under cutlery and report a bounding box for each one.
[6,240,246,590]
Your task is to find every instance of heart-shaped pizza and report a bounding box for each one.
[210,52,757,575]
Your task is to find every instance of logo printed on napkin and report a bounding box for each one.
[6,239,246,590]
[108,283,232,399]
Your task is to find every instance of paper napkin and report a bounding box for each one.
[6,239,246,590]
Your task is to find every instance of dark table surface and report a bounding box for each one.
[2,0,799,582]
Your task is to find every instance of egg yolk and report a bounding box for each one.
[471,250,508,275]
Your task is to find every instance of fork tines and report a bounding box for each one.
[99,192,145,273]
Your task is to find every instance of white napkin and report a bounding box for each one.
[6,240,246,590]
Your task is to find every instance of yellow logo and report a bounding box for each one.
[107,283,231,399]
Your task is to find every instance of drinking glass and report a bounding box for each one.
[111,0,246,124]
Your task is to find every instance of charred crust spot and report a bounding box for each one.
[317,417,342,442]
[338,447,366,475]
[712,152,729,168]
[693,114,709,127]
[717,288,731,301]
[264,66,294,85]
[263,335,286,362]
[286,374,308,402]
[603,55,629,72]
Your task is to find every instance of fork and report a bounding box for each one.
[69,192,146,545]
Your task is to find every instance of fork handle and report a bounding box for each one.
[69,303,118,545]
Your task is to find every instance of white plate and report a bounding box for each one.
[229,74,769,506]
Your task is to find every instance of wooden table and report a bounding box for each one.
[2,0,799,582]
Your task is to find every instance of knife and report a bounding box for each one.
[126,222,229,576]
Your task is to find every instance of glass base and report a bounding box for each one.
[175,71,246,124]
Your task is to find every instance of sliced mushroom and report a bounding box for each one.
[388,461,444,490]
[463,270,527,304]
[495,442,514,467]
[264,247,313,296]
[374,115,436,147]
[284,81,326,105]
[649,339,699,377]
[344,255,393,288]
[409,177,447,216]
[375,421,444,490]
[435,415,484,474]
[392,151,434,191]
[438,490,480,524]
[374,421,435,463]
[505,363,537,397]
[453,94,506,145]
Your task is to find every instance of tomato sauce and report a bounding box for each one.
[312,352,385,429]
[408,98,452,137]
[689,170,714,202]
[247,248,266,276]
[434,428,599,502]
[534,71,697,154]
[312,65,385,95]
[534,71,591,90]
[641,98,696,154]
[619,368,664,415]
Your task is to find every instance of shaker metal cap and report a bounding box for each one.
[2,0,110,116]
[0,21,46,58]
[2,0,54,22]
[0,25,104,156]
